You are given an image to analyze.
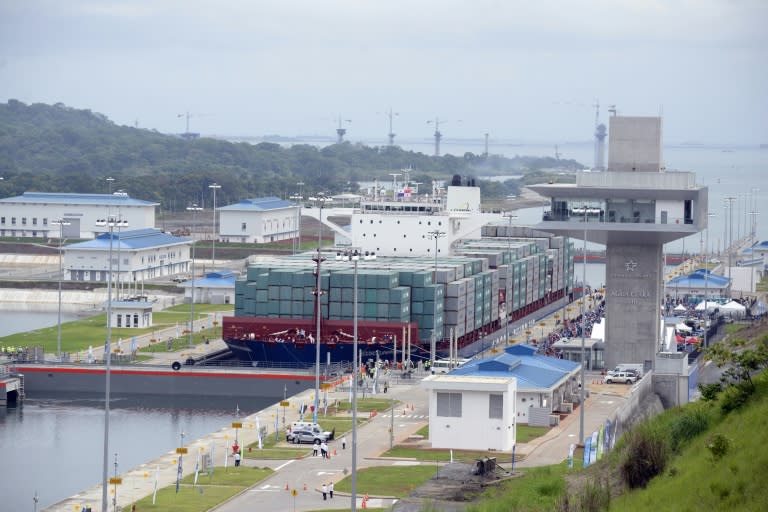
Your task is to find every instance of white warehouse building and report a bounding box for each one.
[0,192,158,239]
[218,197,299,244]
[63,228,191,283]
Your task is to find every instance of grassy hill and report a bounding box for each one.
[463,324,768,512]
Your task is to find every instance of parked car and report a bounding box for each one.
[286,429,330,444]
[604,372,637,384]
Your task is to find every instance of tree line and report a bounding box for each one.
[0,100,581,211]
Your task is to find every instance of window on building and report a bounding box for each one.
[0,217,4,224]
[12,217,17,225]
[43,218,48,225]
[133,314,139,327]
[22,217,27,225]
[242,222,247,231]
[489,394,504,419]
[116,314,122,328]
[436,392,462,417]
[32,218,37,225]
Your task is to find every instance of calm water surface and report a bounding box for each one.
[0,393,276,511]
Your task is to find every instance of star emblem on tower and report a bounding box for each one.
[625,259,638,272]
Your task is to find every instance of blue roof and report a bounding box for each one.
[68,228,189,250]
[452,345,579,389]
[0,192,158,206]
[219,196,295,211]
[181,270,237,288]
[667,269,730,287]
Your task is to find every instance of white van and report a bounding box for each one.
[289,421,334,439]
[432,358,471,374]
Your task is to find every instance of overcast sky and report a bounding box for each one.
[1,1,766,145]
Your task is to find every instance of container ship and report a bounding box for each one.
[222,177,575,366]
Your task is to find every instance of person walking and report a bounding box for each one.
[320,440,328,459]
[329,481,334,499]
[312,440,319,457]
[234,450,241,467]
[321,483,328,500]
[341,435,346,450]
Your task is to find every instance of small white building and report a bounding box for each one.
[451,345,582,426]
[64,228,191,283]
[0,192,158,239]
[421,374,517,452]
[218,197,300,244]
[178,270,237,304]
[109,300,154,329]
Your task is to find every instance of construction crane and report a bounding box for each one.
[335,115,351,143]
[426,117,461,157]
[177,112,205,139]
[386,108,398,146]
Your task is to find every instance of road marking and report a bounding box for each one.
[392,460,421,466]
[274,460,296,471]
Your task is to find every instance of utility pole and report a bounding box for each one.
[209,183,221,271]
[427,229,446,364]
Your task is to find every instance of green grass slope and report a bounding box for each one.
[610,372,768,512]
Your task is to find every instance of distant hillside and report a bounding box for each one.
[0,100,582,210]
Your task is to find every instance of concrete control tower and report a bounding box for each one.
[530,116,707,370]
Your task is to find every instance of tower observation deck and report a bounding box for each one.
[530,116,708,370]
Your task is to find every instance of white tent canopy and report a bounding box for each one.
[695,300,720,311]
[722,301,746,312]
[674,304,687,312]
[675,322,692,332]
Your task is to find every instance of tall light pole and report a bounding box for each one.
[96,215,127,511]
[748,210,760,296]
[725,196,736,297]
[292,182,304,255]
[579,203,588,445]
[52,219,71,362]
[106,176,114,195]
[312,194,326,424]
[704,212,716,347]
[503,213,518,345]
[209,183,221,272]
[187,205,203,347]
[427,229,446,364]
[337,248,375,511]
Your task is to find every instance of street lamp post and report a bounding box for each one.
[96,215,127,512]
[295,182,304,255]
[725,196,736,297]
[337,248,375,511]
[704,212,716,347]
[427,229,446,364]
[503,213,518,345]
[312,194,327,424]
[187,204,203,348]
[579,203,587,446]
[52,218,71,362]
[209,183,221,272]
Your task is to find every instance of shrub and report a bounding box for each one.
[620,425,669,489]
[699,382,722,401]
[720,384,752,414]
[668,407,710,452]
[706,433,731,462]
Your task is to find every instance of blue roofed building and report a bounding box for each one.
[63,228,191,283]
[0,192,158,239]
[177,270,238,305]
[440,344,581,426]
[665,269,731,301]
[218,197,300,244]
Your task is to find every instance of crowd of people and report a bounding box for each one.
[533,291,606,357]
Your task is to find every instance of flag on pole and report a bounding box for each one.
[583,436,592,468]
[130,336,137,354]
[256,416,263,450]
[209,442,215,476]
[193,451,200,486]
[175,455,183,494]
[152,465,160,504]
[224,445,229,470]
[567,443,575,468]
